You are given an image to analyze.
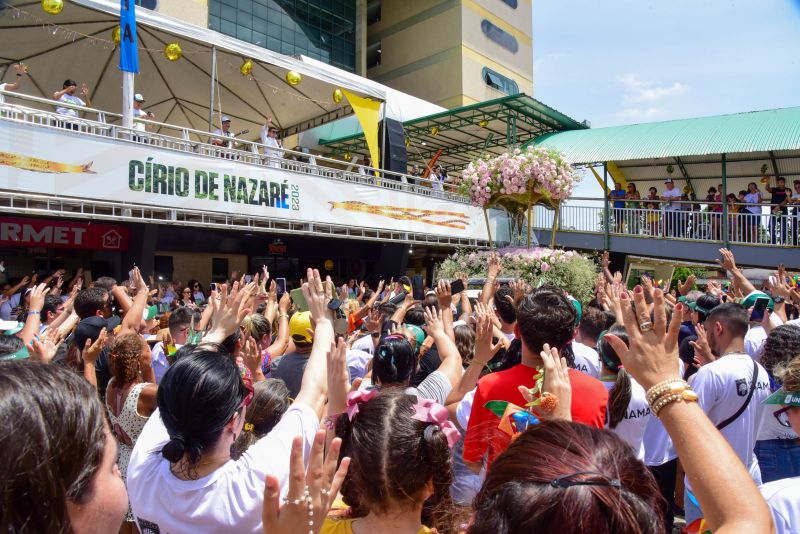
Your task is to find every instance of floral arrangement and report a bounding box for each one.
[436,246,597,303]
[459,146,581,209]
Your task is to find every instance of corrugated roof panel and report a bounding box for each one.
[533,107,800,164]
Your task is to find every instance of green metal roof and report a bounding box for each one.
[321,93,588,169]
[531,106,800,165]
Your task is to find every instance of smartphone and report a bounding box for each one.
[389,291,407,306]
[276,278,287,295]
[291,287,309,312]
[244,274,253,283]
[750,297,770,322]
[210,283,217,292]
[450,278,465,295]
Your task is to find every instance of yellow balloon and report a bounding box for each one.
[344,152,351,160]
[164,42,183,61]
[240,59,253,76]
[111,26,121,45]
[332,89,344,104]
[285,70,301,86]
[41,0,63,15]
[479,119,489,128]
[430,126,439,136]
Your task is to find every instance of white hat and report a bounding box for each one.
[221,115,231,122]
[133,93,145,102]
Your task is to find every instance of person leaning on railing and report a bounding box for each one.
[792,179,800,246]
[53,79,92,131]
[766,177,792,245]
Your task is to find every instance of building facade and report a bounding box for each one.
[142,0,531,109]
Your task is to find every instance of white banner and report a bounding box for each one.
[0,122,489,241]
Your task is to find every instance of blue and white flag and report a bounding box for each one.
[119,0,139,73]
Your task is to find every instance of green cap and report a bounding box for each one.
[567,296,582,326]
[405,324,425,349]
[763,388,800,407]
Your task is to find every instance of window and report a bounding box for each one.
[480,19,518,53]
[367,41,381,69]
[482,67,519,95]
[135,0,157,9]
[367,0,381,25]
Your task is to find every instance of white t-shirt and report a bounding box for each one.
[686,353,770,492]
[744,326,768,360]
[571,341,600,378]
[662,188,682,210]
[760,476,800,534]
[603,377,650,460]
[351,333,375,355]
[758,401,799,441]
[133,108,149,132]
[456,388,476,431]
[56,93,85,117]
[127,403,319,534]
[744,192,762,214]
[150,342,182,384]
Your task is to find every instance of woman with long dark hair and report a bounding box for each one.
[0,361,128,533]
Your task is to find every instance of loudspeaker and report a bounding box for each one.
[379,118,408,175]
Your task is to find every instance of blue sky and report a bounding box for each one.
[532,0,800,198]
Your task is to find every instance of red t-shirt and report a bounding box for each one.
[463,364,608,466]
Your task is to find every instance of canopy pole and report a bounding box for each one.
[121,72,134,129]
[603,163,610,250]
[208,46,217,131]
[721,153,729,247]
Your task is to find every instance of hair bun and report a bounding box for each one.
[162,436,186,463]
[423,425,439,441]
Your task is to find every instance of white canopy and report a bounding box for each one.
[0,0,385,141]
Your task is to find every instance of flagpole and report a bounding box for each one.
[122,72,134,128]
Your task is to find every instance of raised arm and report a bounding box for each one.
[3,275,29,298]
[294,268,334,419]
[480,252,502,306]
[265,291,291,357]
[446,313,497,407]
[716,248,757,296]
[436,280,455,341]
[17,283,48,346]
[423,306,463,389]
[605,288,773,534]
[118,268,148,337]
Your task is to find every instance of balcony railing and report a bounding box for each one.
[537,199,799,247]
[0,90,465,202]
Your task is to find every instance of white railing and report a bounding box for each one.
[0,90,466,202]
[546,199,799,247]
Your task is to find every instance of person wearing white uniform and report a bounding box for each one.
[260,118,283,168]
[132,93,155,133]
[684,303,770,524]
[758,357,800,534]
[127,273,333,533]
[597,326,650,459]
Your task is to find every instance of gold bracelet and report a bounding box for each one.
[651,388,698,417]
[646,379,691,406]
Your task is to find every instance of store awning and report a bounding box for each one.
[320,93,588,169]
[0,0,384,141]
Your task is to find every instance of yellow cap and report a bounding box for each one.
[289,311,313,343]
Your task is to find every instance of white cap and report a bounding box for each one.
[133,93,145,102]
[221,115,231,122]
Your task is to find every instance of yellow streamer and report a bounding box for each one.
[0,152,95,174]
[340,89,382,171]
[329,201,468,229]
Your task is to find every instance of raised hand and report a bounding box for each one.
[507,279,530,307]
[487,252,502,279]
[28,283,50,313]
[435,279,452,309]
[678,274,696,296]
[82,328,108,366]
[423,305,444,337]
[261,431,349,534]
[474,312,502,364]
[603,287,684,389]
[302,269,333,325]
[690,323,716,368]
[716,248,737,272]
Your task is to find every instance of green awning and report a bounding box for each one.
[320,93,588,169]
[532,106,800,165]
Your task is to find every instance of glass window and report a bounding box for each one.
[209,0,357,71]
[480,19,518,53]
[366,41,381,69]
[482,67,519,95]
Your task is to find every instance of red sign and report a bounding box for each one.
[0,217,129,251]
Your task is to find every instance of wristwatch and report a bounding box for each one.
[773,296,785,304]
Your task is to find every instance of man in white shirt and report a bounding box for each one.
[53,79,91,130]
[132,93,155,133]
[0,63,27,104]
[211,116,237,158]
[260,118,283,168]
[150,307,192,384]
[661,178,683,237]
[685,302,770,524]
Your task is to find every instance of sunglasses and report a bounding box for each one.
[773,405,792,428]
[183,290,191,294]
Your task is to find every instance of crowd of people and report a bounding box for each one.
[2,245,800,534]
[608,177,799,245]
